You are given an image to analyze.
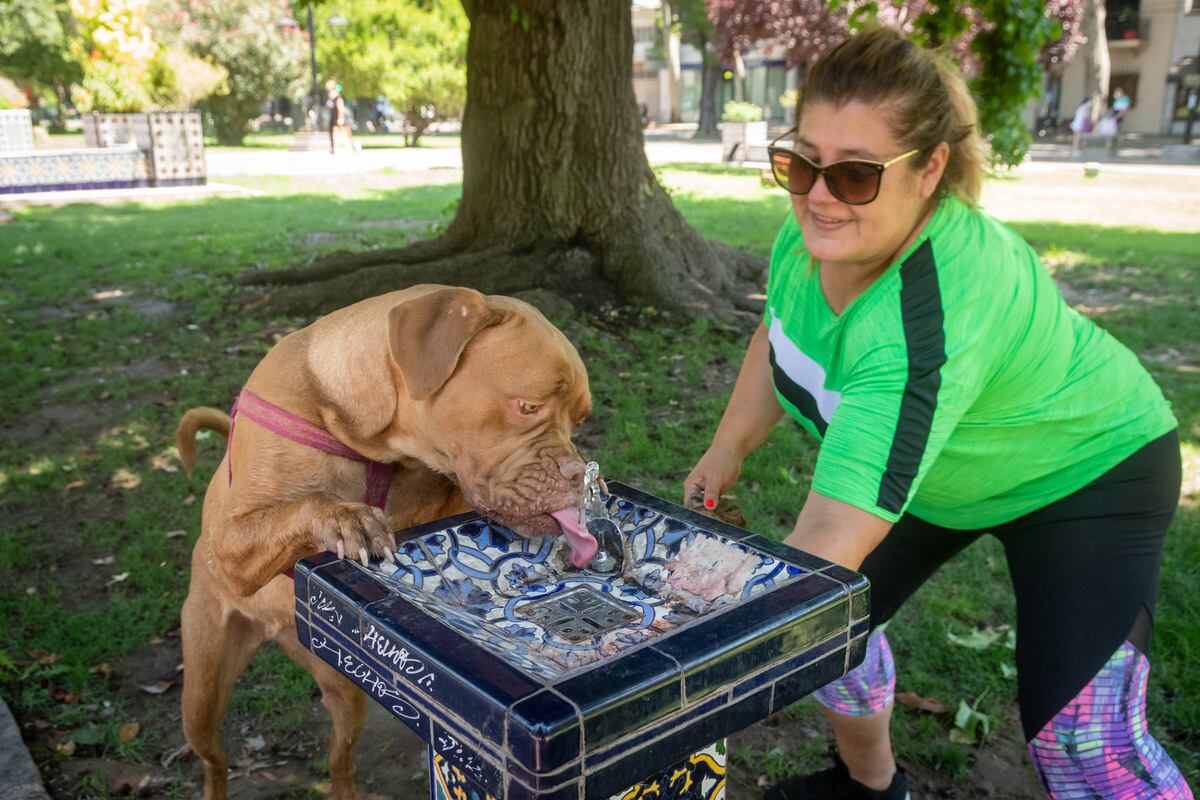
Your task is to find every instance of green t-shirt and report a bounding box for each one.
[765,195,1176,529]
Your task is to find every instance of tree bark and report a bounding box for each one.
[254,0,765,318]
[1083,0,1110,126]
[693,34,721,139]
[661,0,682,123]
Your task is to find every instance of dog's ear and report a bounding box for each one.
[389,287,505,401]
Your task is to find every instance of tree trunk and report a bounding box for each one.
[251,0,765,318]
[693,34,721,139]
[1083,0,1110,126]
[732,50,747,102]
[661,0,682,123]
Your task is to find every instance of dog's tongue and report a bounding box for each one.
[549,508,598,568]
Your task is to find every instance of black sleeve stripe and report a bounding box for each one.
[768,342,829,437]
[876,239,947,513]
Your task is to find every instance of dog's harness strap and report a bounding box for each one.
[228,389,395,509]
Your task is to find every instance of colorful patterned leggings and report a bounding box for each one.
[813,628,894,716]
[1028,641,1193,799]
[814,633,1193,798]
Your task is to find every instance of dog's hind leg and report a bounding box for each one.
[276,630,367,800]
[180,572,264,800]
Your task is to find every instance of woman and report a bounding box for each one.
[684,28,1190,800]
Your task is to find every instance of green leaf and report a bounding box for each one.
[946,625,1009,651]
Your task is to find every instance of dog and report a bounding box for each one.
[175,286,594,799]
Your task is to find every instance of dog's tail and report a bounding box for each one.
[176,407,231,478]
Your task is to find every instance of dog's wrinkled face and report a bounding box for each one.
[432,312,591,536]
[388,289,591,540]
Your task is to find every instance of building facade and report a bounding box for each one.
[1051,0,1200,135]
[631,0,798,126]
[632,0,1200,137]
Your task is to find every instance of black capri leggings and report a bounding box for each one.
[861,430,1181,741]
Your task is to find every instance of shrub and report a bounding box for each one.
[721,100,764,123]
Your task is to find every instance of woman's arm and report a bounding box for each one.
[784,490,893,570]
[684,322,785,507]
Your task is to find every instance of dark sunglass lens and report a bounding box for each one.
[826,161,881,204]
[772,152,815,195]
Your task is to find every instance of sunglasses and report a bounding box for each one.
[767,127,919,205]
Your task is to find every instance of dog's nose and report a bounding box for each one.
[559,459,586,482]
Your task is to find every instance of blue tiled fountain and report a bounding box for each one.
[294,482,870,800]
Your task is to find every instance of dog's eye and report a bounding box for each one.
[517,401,542,416]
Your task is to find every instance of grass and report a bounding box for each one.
[0,164,1196,796]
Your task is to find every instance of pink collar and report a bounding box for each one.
[228,389,394,509]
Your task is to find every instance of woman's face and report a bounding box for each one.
[791,100,945,273]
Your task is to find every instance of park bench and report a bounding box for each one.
[0,111,206,195]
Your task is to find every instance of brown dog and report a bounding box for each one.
[175,286,593,799]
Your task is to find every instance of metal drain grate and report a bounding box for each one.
[516,586,641,643]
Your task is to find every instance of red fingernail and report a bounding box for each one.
[704,498,715,509]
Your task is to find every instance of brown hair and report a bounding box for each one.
[799,27,986,207]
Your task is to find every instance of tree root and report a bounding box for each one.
[246,232,768,321]
[237,233,465,287]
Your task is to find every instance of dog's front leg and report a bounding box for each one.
[209,493,396,597]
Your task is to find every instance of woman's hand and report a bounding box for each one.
[683,445,744,512]
[683,322,785,511]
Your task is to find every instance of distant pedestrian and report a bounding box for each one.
[1111,86,1132,129]
[325,78,353,154]
[1069,96,1093,156]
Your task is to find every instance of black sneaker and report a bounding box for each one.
[763,755,910,800]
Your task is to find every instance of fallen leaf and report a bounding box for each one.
[25,586,36,595]
[947,625,1010,651]
[110,468,142,490]
[165,530,187,539]
[949,728,977,745]
[161,742,191,768]
[119,722,140,743]
[52,689,80,703]
[151,454,179,472]
[107,572,130,586]
[54,740,76,756]
[69,724,106,745]
[148,636,165,645]
[29,648,60,665]
[757,774,770,787]
[63,478,86,491]
[91,556,115,566]
[896,691,948,714]
[138,680,173,695]
[88,663,112,676]
[244,734,267,752]
[182,493,196,506]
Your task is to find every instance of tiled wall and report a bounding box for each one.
[0,111,205,194]
[0,148,150,194]
[0,110,35,152]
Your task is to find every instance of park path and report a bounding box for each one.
[202,134,1200,233]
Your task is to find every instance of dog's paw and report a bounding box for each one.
[312,501,397,567]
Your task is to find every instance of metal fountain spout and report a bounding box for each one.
[581,461,624,574]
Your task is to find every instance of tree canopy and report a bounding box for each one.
[0,0,82,99]
[152,0,308,144]
[707,0,1084,167]
[316,0,467,145]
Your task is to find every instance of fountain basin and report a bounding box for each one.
[295,481,870,798]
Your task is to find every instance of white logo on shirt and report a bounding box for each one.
[768,312,842,426]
